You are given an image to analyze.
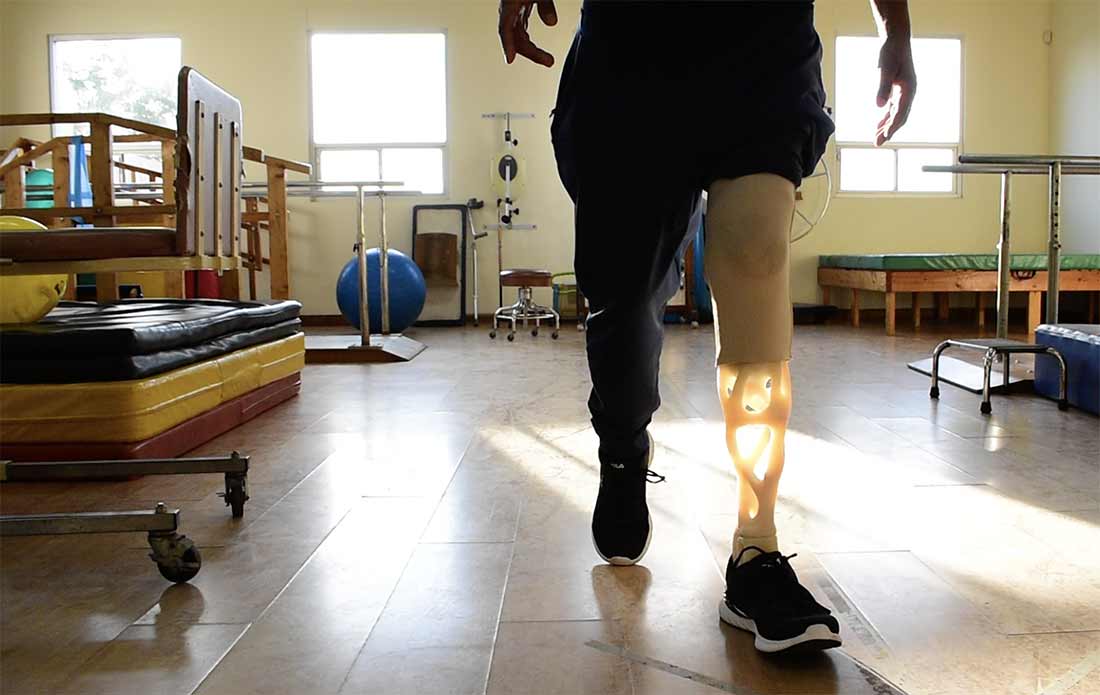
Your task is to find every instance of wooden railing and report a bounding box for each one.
[0,113,177,228]
[239,147,311,300]
[1,107,310,302]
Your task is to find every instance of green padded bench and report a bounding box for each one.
[818,253,1100,336]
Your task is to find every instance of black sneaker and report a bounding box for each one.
[591,433,662,565]
[719,547,842,653]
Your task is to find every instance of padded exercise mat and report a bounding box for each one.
[0,374,302,462]
[818,253,1100,272]
[2,319,301,383]
[0,333,305,443]
[0,298,302,358]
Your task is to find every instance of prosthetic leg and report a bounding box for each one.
[719,360,790,558]
[706,174,795,559]
[706,174,841,652]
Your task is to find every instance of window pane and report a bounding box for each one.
[902,39,962,143]
[835,36,961,144]
[319,149,380,192]
[835,37,883,142]
[319,149,380,181]
[381,148,444,195]
[898,148,956,192]
[51,37,181,135]
[311,33,446,145]
[840,147,896,192]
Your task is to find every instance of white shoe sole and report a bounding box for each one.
[592,513,653,566]
[719,601,842,653]
[592,433,655,566]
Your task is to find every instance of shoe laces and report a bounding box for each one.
[733,545,797,569]
[601,462,666,484]
[733,546,821,613]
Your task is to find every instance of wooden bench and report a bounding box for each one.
[818,254,1100,336]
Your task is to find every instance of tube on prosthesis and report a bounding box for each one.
[718,361,791,558]
[704,174,797,560]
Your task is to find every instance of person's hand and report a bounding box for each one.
[499,0,558,67]
[875,36,917,145]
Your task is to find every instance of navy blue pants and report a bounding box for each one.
[551,1,834,466]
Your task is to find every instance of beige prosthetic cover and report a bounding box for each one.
[704,174,796,560]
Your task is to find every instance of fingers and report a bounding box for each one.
[874,83,895,146]
[498,1,523,64]
[536,0,558,26]
[875,113,890,146]
[498,0,555,67]
[875,112,893,147]
[514,2,555,68]
[517,38,556,67]
[875,75,916,146]
[887,80,916,141]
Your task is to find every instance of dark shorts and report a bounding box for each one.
[551,0,834,192]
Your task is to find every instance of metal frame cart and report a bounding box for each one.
[910,153,1100,414]
[0,452,249,583]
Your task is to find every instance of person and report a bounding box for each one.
[498,0,916,653]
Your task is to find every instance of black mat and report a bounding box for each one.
[2,320,302,384]
[0,299,302,358]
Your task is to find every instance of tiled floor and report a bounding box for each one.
[2,322,1098,695]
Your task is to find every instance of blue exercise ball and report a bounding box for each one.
[336,248,426,333]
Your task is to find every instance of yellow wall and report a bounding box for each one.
[1,0,1058,314]
[1049,0,1100,255]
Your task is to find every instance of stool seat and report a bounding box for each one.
[500,268,553,288]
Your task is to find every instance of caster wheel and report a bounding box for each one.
[149,533,202,584]
[691,321,700,329]
[507,332,515,342]
[576,324,584,332]
[929,386,940,399]
[1058,400,1069,411]
[980,401,992,415]
[225,480,248,519]
[532,328,539,337]
[157,545,202,583]
[489,330,497,339]
[551,331,559,340]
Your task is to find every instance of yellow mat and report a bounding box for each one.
[0,334,305,443]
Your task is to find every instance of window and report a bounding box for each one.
[835,36,962,194]
[310,33,447,195]
[50,36,182,135]
[49,36,182,191]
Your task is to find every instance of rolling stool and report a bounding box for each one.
[490,269,560,341]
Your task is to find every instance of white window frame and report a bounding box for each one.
[833,33,965,198]
[307,30,449,197]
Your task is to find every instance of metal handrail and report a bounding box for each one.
[959,153,1100,166]
[240,180,406,190]
[929,151,1099,331]
[925,164,1100,176]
